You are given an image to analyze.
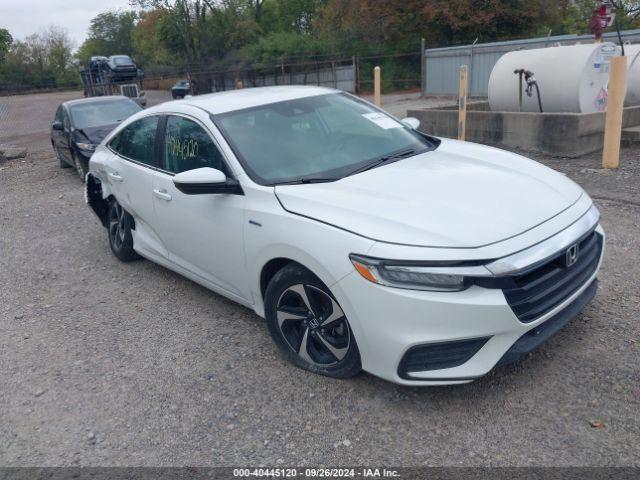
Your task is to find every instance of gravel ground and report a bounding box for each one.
[0,89,639,467]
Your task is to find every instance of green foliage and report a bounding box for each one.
[5,0,640,93]
[76,11,138,63]
[559,0,640,34]
[239,31,330,63]
[259,0,326,33]
[559,0,597,34]
[0,28,12,62]
[0,26,78,91]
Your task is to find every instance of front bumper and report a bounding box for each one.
[332,224,604,386]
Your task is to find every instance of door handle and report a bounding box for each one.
[108,172,123,182]
[153,189,172,201]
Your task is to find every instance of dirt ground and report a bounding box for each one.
[0,89,639,467]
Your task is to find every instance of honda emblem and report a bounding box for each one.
[565,244,579,267]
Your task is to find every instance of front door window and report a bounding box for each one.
[162,116,227,174]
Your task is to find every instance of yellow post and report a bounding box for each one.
[458,65,468,141]
[603,56,628,169]
[374,66,381,107]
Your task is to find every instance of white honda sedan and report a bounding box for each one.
[85,86,604,385]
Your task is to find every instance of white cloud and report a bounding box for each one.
[1,0,133,47]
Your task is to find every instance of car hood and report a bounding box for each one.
[274,139,584,248]
[75,123,120,145]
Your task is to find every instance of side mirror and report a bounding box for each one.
[52,120,64,131]
[401,117,420,130]
[172,167,243,195]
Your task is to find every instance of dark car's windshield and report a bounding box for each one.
[213,93,437,185]
[69,99,142,129]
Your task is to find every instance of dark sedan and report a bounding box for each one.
[51,96,142,181]
[107,55,138,81]
[171,79,191,99]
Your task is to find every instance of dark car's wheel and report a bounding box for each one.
[264,263,361,378]
[54,146,70,168]
[108,198,140,262]
[72,151,87,183]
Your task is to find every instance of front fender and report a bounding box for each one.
[243,188,375,319]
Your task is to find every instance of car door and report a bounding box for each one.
[52,106,72,164]
[151,114,249,300]
[106,115,169,260]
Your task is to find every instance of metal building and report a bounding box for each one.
[423,29,640,97]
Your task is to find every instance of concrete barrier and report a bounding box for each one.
[408,102,640,157]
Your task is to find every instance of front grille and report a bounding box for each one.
[502,231,603,323]
[497,279,598,366]
[120,84,138,98]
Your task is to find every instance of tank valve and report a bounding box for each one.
[514,68,544,113]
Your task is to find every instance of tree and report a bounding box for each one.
[610,0,640,17]
[259,0,326,34]
[45,26,75,74]
[0,26,76,90]
[609,0,640,28]
[77,11,137,62]
[316,0,568,53]
[133,9,177,66]
[0,28,12,63]
[133,0,262,65]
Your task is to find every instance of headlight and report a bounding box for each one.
[349,254,491,292]
[75,142,96,152]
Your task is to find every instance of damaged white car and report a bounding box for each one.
[86,86,604,385]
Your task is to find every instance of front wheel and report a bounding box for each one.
[108,198,140,262]
[54,146,70,168]
[72,151,87,183]
[264,263,361,379]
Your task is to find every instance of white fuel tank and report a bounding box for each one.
[625,44,640,106]
[489,43,619,113]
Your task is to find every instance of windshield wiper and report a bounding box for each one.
[275,177,339,185]
[273,147,429,185]
[347,147,424,177]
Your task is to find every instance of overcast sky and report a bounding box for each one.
[2,0,133,47]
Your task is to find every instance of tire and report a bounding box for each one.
[54,146,70,168]
[72,150,87,183]
[264,263,361,379]
[107,198,140,262]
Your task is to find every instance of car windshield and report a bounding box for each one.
[69,100,142,129]
[113,56,132,66]
[213,93,437,185]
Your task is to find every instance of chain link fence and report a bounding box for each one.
[1,51,424,96]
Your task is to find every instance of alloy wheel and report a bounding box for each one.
[109,202,126,251]
[276,284,350,366]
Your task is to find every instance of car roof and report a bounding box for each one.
[63,96,135,108]
[150,85,338,115]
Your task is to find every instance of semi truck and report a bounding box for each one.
[80,55,147,107]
